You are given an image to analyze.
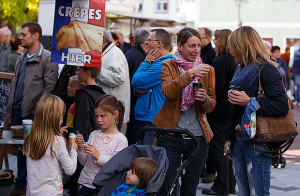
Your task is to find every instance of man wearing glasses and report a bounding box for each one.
[131,29,173,145]
[198,27,216,66]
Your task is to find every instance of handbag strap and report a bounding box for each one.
[257,70,265,97]
[254,64,265,97]
[252,140,294,158]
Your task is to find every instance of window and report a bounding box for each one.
[155,0,168,13]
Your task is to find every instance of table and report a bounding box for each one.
[0,131,24,170]
[0,138,24,145]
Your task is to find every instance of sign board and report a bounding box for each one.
[0,72,14,127]
[51,0,106,67]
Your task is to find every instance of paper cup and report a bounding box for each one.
[69,133,76,147]
[22,119,33,135]
[11,125,25,138]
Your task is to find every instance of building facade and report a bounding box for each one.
[181,0,300,49]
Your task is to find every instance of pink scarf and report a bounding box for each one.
[172,50,202,111]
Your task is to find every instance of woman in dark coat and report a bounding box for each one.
[203,29,237,196]
[225,26,288,196]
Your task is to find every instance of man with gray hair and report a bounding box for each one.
[125,27,150,145]
[96,30,130,134]
[198,27,216,66]
[0,27,12,72]
[131,29,173,145]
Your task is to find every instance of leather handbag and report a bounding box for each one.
[255,68,298,142]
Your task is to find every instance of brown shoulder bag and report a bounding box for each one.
[255,68,298,143]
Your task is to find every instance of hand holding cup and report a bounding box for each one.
[76,134,84,150]
[84,143,100,160]
[228,89,250,106]
[194,88,207,103]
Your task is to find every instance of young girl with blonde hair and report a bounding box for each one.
[76,94,128,196]
[23,94,78,196]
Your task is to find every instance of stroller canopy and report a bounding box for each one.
[93,144,169,196]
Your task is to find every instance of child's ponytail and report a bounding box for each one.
[116,100,125,129]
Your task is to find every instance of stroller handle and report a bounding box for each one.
[139,126,200,151]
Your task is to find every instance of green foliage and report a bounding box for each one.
[0,0,39,26]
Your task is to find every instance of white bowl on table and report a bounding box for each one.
[2,130,13,139]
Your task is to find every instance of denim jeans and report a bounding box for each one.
[139,121,156,145]
[12,109,34,188]
[77,184,97,196]
[293,72,300,103]
[158,134,208,196]
[232,136,272,196]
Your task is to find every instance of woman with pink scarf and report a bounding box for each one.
[153,27,216,196]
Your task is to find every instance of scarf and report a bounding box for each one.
[230,62,262,91]
[172,49,202,111]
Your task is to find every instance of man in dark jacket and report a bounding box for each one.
[125,27,150,145]
[198,27,216,66]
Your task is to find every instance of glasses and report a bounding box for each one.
[146,38,160,42]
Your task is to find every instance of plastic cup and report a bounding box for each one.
[83,142,89,151]
[22,119,33,136]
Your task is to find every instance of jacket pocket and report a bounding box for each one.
[161,103,176,120]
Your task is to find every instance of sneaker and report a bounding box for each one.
[201,174,216,183]
[10,186,26,196]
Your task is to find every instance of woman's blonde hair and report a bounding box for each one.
[23,94,66,160]
[214,29,232,56]
[228,26,274,66]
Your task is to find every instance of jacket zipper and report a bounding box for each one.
[148,89,152,113]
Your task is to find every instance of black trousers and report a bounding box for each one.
[207,120,236,194]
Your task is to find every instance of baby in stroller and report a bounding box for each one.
[111,157,158,195]
[93,144,169,196]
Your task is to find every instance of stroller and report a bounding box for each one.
[92,144,168,196]
[93,127,200,196]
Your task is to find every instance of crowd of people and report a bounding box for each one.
[0,20,296,196]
